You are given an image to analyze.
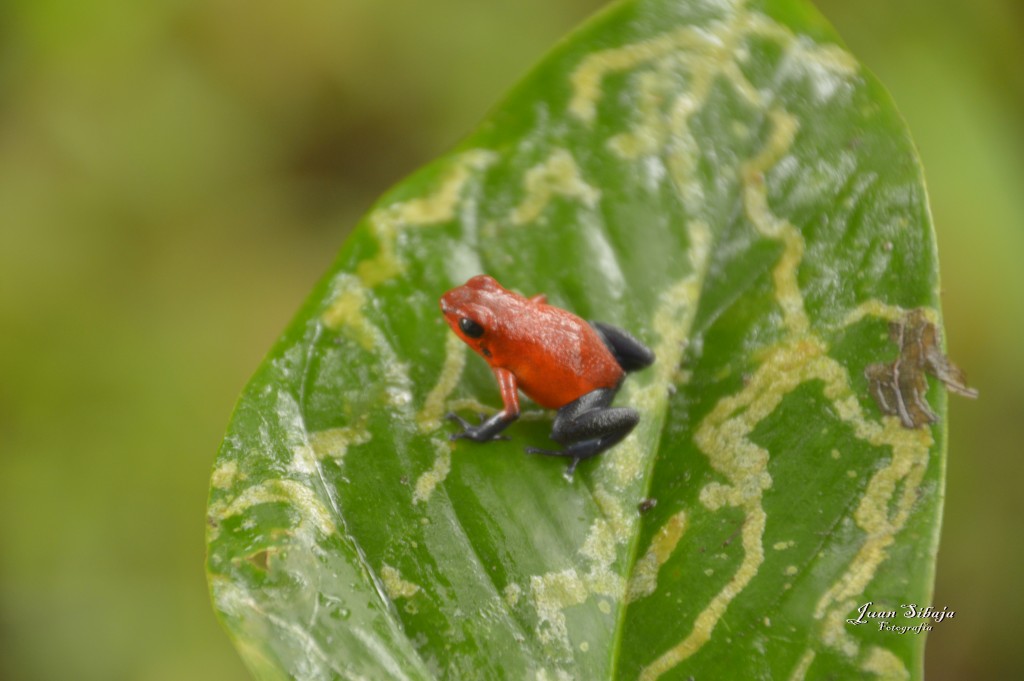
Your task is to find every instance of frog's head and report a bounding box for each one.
[439,275,506,354]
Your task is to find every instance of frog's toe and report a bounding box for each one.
[445,411,473,430]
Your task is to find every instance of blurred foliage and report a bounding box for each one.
[0,0,1020,680]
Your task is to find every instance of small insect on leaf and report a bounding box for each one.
[638,497,658,514]
[865,308,978,428]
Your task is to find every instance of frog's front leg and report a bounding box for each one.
[525,388,639,477]
[447,367,520,442]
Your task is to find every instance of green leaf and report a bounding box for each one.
[206,0,950,679]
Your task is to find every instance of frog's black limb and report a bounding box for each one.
[446,411,514,442]
[591,321,655,372]
[524,388,639,478]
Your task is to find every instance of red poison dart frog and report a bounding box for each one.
[440,275,655,477]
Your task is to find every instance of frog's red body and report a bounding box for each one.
[440,275,655,477]
[441,276,622,409]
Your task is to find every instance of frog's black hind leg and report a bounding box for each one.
[591,321,655,372]
[525,388,640,477]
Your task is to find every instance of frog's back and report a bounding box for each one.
[491,302,623,409]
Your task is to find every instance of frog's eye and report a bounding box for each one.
[459,317,485,338]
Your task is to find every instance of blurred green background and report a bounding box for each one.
[0,0,1019,679]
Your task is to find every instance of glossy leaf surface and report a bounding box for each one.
[207,0,946,678]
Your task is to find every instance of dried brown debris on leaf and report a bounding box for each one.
[865,308,978,428]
